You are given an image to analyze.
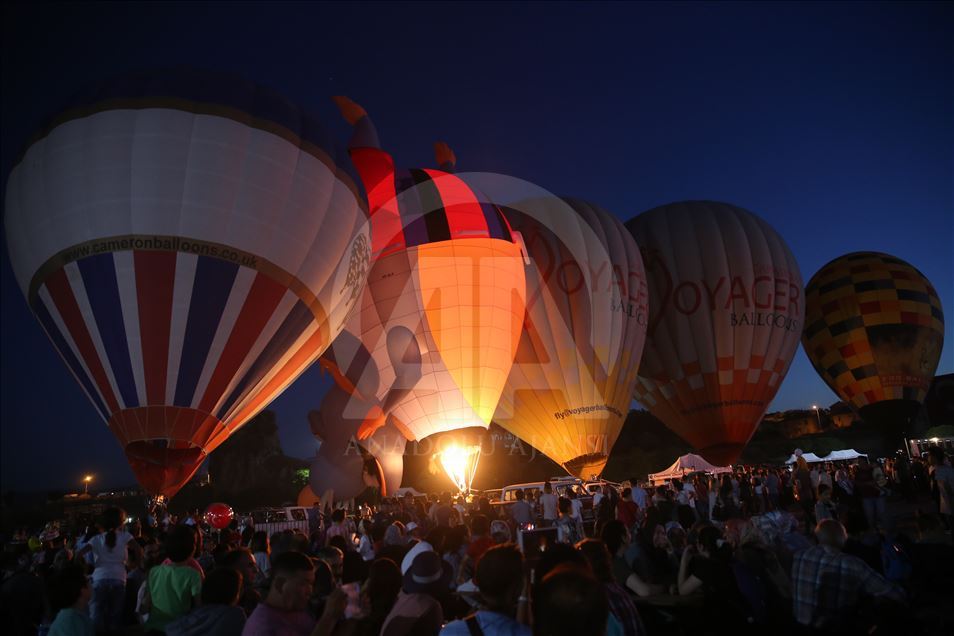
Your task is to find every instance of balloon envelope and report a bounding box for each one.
[324,150,526,442]
[203,502,234,530]
[626,201,804,466]
[494,198,648,478]
[802,252,944,426]
[4,70,369,497]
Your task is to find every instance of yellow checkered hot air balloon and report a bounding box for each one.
[802,252,944,427]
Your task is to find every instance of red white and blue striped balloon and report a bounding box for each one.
[4,70,370,497]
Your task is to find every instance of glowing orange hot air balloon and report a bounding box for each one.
[494,197,648,478]
[802,252,944,428]
[321,98,526,449]
[4,71,369,497]
[626,201,804,466]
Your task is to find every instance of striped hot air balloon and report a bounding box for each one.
[626,201,804,466]
[4,70,370,497]
[342,147,526,441]
[315,101,527,454]
[802,252,944,426]
[494,197,648,479]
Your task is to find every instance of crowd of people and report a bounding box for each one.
[1,445,952,636]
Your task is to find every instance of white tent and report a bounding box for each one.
[785,452,824,464]
[648,453,732,484]
[785,449,867,465]
[820,449,867,462]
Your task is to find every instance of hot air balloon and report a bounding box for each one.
[4,70,370,498]
[802,252,944,428]
[493,197,648,478]
[626,201,804,466]
[322,98,526,448]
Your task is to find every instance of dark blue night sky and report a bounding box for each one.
[2,2,951,491]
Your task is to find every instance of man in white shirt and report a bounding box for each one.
[629,477,650,511]
[539,482,559,526]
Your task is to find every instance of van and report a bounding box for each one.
[245,506,310,536]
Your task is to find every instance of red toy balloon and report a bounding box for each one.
[203,503,234,530]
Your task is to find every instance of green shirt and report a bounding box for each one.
[143,563,202,631]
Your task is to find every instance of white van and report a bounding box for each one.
[246,506,310,536]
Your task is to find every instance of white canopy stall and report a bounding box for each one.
[648,453,732,485]
[785,449,868,464]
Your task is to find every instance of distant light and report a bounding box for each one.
[812,405,818,410]
[931,437,940,442]
[83,475,93,482]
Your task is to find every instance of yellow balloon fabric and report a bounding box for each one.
[495,198,648,478]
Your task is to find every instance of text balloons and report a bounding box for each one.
[626,201,803,466]
[494,198,648,478]
[4,70,369,497]
[802,252,944,426]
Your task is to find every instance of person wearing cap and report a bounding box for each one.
[440,544,530,636]
[380,550,449,636]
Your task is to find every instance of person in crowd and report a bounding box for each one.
[616,488,639,529]
[532,563,608,636]
[76,506,142,633]
[601,521,658,597]
[316,546,344,584]
[629,478,649,511]
[793,519,906,630]
[250,531,271,586]
[356,520,375,561]
[510,490,533,527]
[125,539,162,625]
[0,551,46,636]
[595,484,620,537]
[349,558,402,636]
[141,524,203,632]
[765,469,780,511]
[325,509,351,546]
[794,456,816,532]
[381,550,448,636]
[577,539,645,636]
[677,525,752,628]
[378,523,409,566]
[539,482,558,527]
[221,548,263,616]
[46,564,94,636]
[243,551,345,636]
[814,483,838,521]
[692,476,710,521]
[855,456,886,531]
[465,515,494,567]
[555,498,584,546]
[441,543,529,636]
[926,446,954,531]
[166,567,247,636]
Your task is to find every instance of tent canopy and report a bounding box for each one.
[785,449,867,464]
[649,453,732,484]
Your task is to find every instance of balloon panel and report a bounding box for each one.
[495,198,647,477]
[627,201,804,466]
[802,252,944,419]
[5,71,368,496]
[324,153,527,443]
[368,238,526,440]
